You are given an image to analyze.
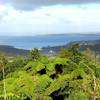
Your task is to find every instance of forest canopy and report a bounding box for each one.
[0,44,100,100]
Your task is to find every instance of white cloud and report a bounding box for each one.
[0,4,100,35]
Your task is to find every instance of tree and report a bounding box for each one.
[59,48,72,58]
[69,43,82,64]
[29,48,41,61]
[71,43,80,55]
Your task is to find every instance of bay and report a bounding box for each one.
[0,34,100,50]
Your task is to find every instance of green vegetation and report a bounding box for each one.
[0,44,100,100]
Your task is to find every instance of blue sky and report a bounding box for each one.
[0,0,100,36]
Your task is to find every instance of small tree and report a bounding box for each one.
[30,48,41,61]
[59,48,72,58]
[71,43,80,55]
[69,43,81,63]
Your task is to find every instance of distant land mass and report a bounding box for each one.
[0,45,29,56]
[0,39,100,56]
[41,40,100,55]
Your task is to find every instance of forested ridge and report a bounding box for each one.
[41,40,100,55]
[0,44,100,100]
[0,45,29,56]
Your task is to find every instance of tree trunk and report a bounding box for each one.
[93,78,96,100]
[2,64,7,100]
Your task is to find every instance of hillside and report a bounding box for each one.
[0,45,29,56]
[0,43,100,100]
[41,40,100,54]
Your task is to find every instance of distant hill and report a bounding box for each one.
[0,45,29,56]
[41,40,100,54]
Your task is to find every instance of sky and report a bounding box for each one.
[0,0,100,36]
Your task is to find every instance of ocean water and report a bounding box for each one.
[0,34,100,50]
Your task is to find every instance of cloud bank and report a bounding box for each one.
[0,0,100,10]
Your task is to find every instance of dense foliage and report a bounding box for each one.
[0,45,100,100]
